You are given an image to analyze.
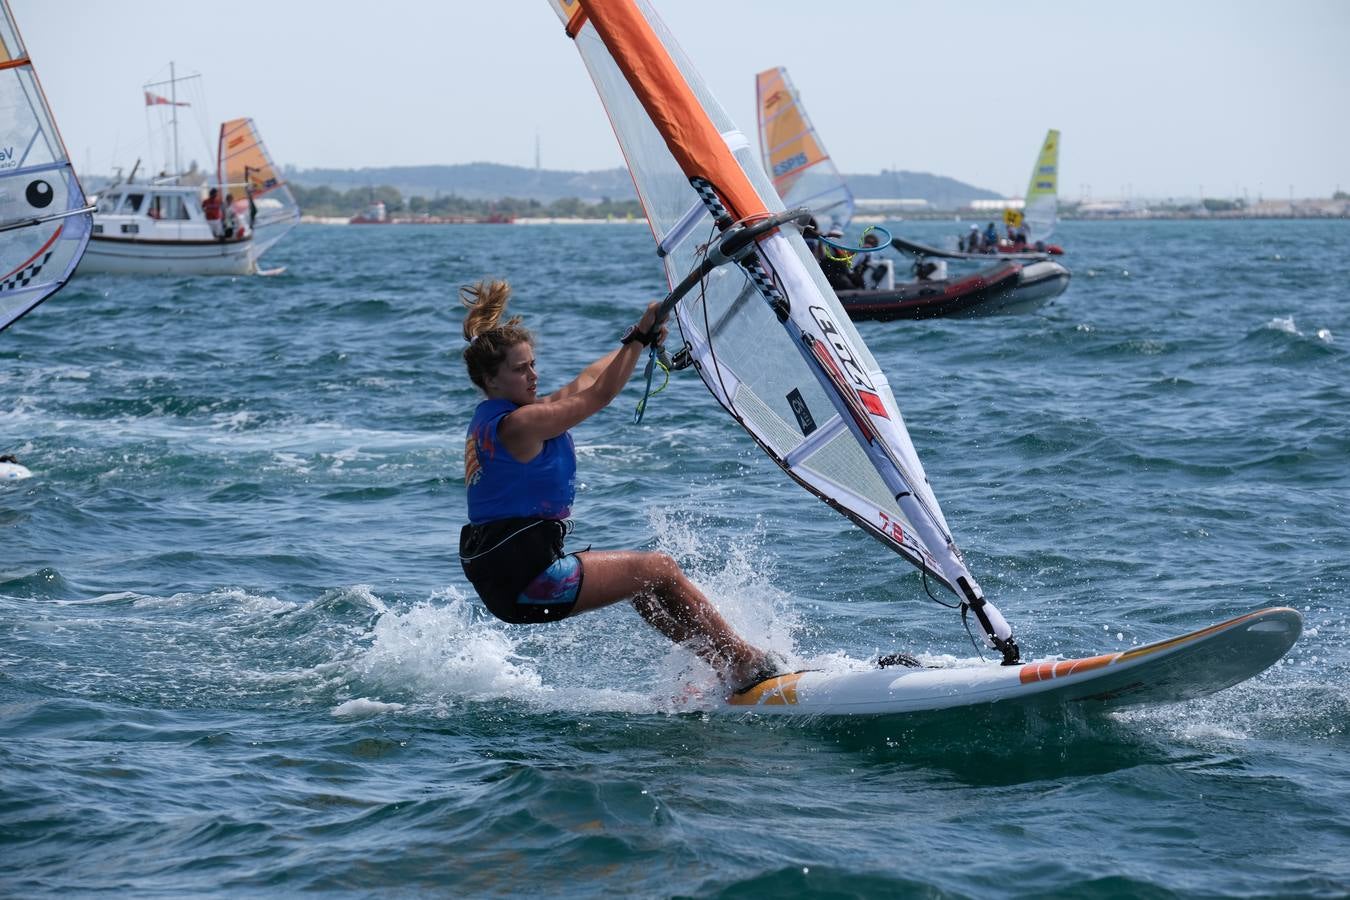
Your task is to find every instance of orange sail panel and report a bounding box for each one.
[218,118,284,198]
[757,68,826,194]
[756,66,854,231]
[216,117,299,256]
[555,0,765,224]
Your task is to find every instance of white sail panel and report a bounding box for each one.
[0,0,92,332]
[551,0,975,596]
[756,67,853,232]
[1024,129,1059,244]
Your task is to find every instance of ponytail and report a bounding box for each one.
[461,280,532,391]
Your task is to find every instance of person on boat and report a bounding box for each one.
[963,224,980,253]
[815,227,859,291]
[851,232,891,290]
[202,188,223,238]
[802,216,823,260]
[983,222,998,252]
[223,193,248,240]
[457,280,785,693]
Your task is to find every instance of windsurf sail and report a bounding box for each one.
[549,0,1020,663]
[0,0,92,333]
[217,117,300,255]
[755,66,853,233]
[1023,129,1059,245]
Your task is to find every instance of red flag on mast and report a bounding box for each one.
[144,91,189,107]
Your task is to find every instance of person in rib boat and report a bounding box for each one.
[457,280,784,693]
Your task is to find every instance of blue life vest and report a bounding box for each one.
[465,398,576,524]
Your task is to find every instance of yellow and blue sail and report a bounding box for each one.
[1023,128,1059,244]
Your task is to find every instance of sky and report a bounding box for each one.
[15,0,1350,201]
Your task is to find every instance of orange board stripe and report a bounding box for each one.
[1020,651,1119,684]
[727,673,804,706]
[1018,609,1267,685]
[1116,610,1255,662]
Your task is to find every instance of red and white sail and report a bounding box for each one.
[0,0,92,332]
[547,0,1017,656]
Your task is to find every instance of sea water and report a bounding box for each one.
[2,219,1347,897]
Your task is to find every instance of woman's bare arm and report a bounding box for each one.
[498,342,644,461]
[499,301,669,461]
[548,347,625,402]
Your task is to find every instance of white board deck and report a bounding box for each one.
[722,607,1302,716]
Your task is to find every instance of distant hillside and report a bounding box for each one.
[288,163,637,204]
[287,162,1001,207]
[847,170,1002,208]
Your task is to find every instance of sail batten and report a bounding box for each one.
[0,0,92,332]
[550,0,1018,658]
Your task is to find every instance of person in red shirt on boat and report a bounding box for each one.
[202,187,223,238]
[457,279,786,694]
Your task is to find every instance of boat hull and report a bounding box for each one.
[837,260,1070,321]
[78,235,258,276]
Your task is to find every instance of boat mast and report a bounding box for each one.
[170,61,179,178]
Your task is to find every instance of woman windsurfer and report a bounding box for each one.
[457,280,784,693]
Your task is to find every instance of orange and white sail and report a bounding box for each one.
[756,66,853,232]
[0,0,92,332]
[548,0,1019,661]
[217,117,299,255]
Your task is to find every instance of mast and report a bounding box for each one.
[552,0,1021,663]
[170,61,179,177]
[143,64,200,180]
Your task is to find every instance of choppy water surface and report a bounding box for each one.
[2,219,1348,897]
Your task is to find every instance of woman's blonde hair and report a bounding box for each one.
[461,280,532,391]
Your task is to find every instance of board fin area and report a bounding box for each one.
[727,671,813,707]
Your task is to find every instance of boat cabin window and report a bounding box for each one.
[117,193,145,214]
[145,194,192,221]
[96,193,120,213]
[160,194,192,221]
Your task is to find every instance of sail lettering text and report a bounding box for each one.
[879,511,905,544]
[773,153,807,177]
[808,305,876,393]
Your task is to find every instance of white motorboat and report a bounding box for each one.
[78,67,298,277]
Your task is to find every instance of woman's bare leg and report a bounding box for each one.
[572,549,770,686]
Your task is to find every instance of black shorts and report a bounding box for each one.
[459,518,583,624]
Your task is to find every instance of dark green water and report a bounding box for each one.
[2,219,1347,897]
